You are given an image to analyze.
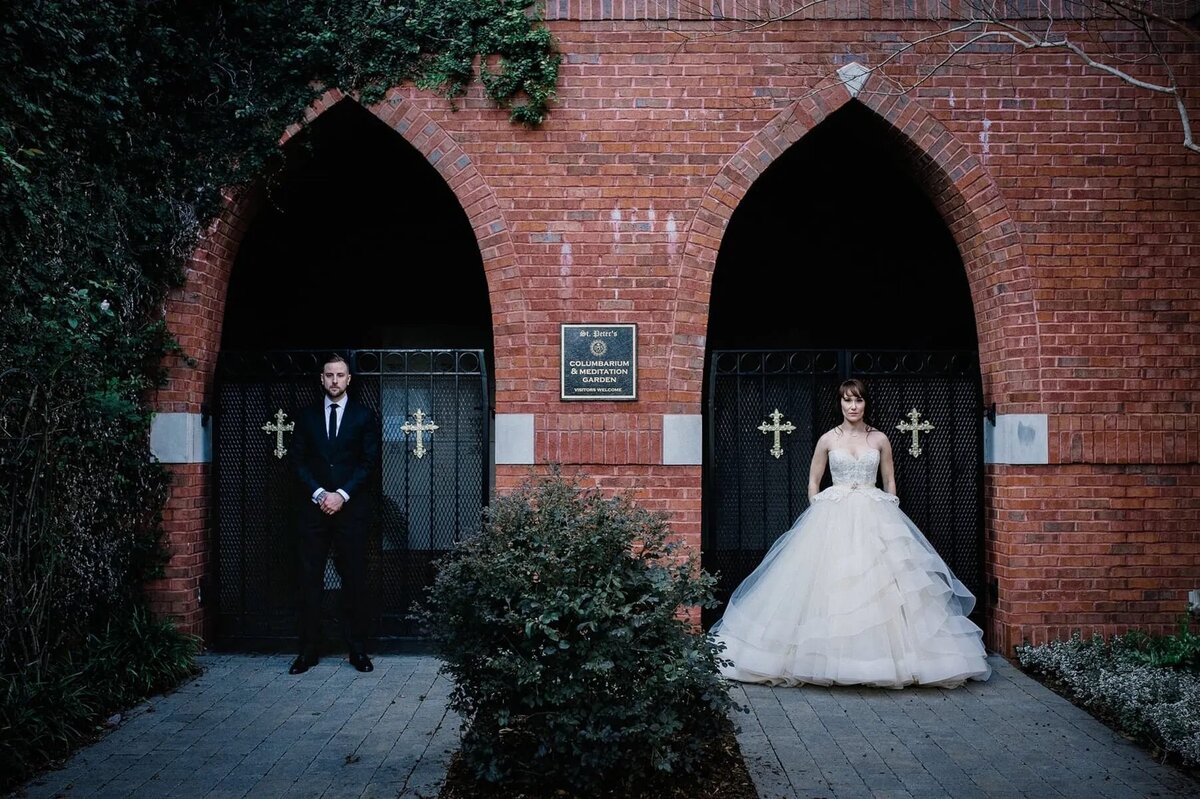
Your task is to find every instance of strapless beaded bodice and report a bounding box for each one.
[828,448,880,487]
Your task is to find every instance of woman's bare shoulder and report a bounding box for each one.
[866,427,893,452]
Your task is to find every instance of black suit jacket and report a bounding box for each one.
[291,397,380,514]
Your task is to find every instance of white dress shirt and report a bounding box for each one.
[312,394,351,504]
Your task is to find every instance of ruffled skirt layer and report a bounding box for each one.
[711,487,991,689]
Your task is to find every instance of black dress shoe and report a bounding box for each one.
[289,653,318,675]
[349,652,374,673]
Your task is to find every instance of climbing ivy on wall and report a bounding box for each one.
[0,0,559,784]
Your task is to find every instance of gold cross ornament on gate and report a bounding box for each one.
[261,408,295,459]
[896,407,934,458]
[400,409,439,460]
[758,408,796,459]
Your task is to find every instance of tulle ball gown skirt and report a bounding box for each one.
[711,486,992,689]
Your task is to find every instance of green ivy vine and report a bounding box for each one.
[0,0,559,784]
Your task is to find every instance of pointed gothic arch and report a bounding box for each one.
[668,70,1040,410]
[148,89,520,637]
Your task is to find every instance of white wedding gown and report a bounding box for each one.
[711,448,991,688]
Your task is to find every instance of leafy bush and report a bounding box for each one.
[1,0,558,786]
[1017,625,1200,767]
[416,471,736,794]
[0,606,199,789]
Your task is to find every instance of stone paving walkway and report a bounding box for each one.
[18,654,455,799]
[16,653,1200,798]
[733,656,1200,799]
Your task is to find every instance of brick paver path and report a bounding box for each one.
[18,653,1200,798]
[19,654,455,799]
[733,655,1200,799]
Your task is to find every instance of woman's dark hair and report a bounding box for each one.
[838,378,867,405]
[834,378,870,431]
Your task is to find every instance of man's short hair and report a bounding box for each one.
[322,353,350,373]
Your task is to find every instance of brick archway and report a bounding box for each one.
[148,89,520,637]
[668,70,1040,411]
[674,73,1043,653]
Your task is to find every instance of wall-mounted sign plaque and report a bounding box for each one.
[560,323,637,401]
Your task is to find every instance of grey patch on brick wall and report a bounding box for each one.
[531,232,563,244]
[837,62,871,98]
[455,155,470,170]
[663,415,702,465]
[495,414,535,465]
[984,414,1049,465]
[150,412,212,464]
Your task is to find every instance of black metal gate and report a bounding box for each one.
[703,349,983,626]
[214,349,489,646]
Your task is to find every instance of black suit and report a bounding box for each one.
[290,395,380,656]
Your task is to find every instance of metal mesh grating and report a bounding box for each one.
[215,349,488,647]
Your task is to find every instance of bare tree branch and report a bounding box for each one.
[670,0,1200,154]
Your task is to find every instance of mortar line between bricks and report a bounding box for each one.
[392,691,457,798]
[843,687,948,792]
[912,685,1067,799]
[188,658,357,798]
[737,685,800,796]
[778,687,872,796]
[887,684,1066,799]
[300,664,442,786]
[823,688,907,789]
[355,664,443,789]
[948,664,1187,798]
[248,663,353,790]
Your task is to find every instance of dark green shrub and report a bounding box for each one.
[1,1,557,788]
[0,606,199,789]
[416,470,735,794]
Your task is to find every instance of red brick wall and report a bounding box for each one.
[150,13,1199,654]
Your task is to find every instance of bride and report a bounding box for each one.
[711,378,991,688]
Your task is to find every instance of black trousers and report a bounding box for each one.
[297,502,370,656]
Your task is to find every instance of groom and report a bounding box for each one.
[288,353,380,674]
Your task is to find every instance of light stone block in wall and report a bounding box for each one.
[662,414,703,465]
[150,412,212,464]
[495,413,535,464]
[983,414,1049,465]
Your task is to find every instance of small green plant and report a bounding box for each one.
[1123,618,1200,672]
[0,607,199,790]
[1017,626,1200,767]
[415,470,736,794]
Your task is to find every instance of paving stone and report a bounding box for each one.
[17,653,1200,799]
[732,656,1200,799]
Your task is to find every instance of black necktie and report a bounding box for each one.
[328,403,339,439]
